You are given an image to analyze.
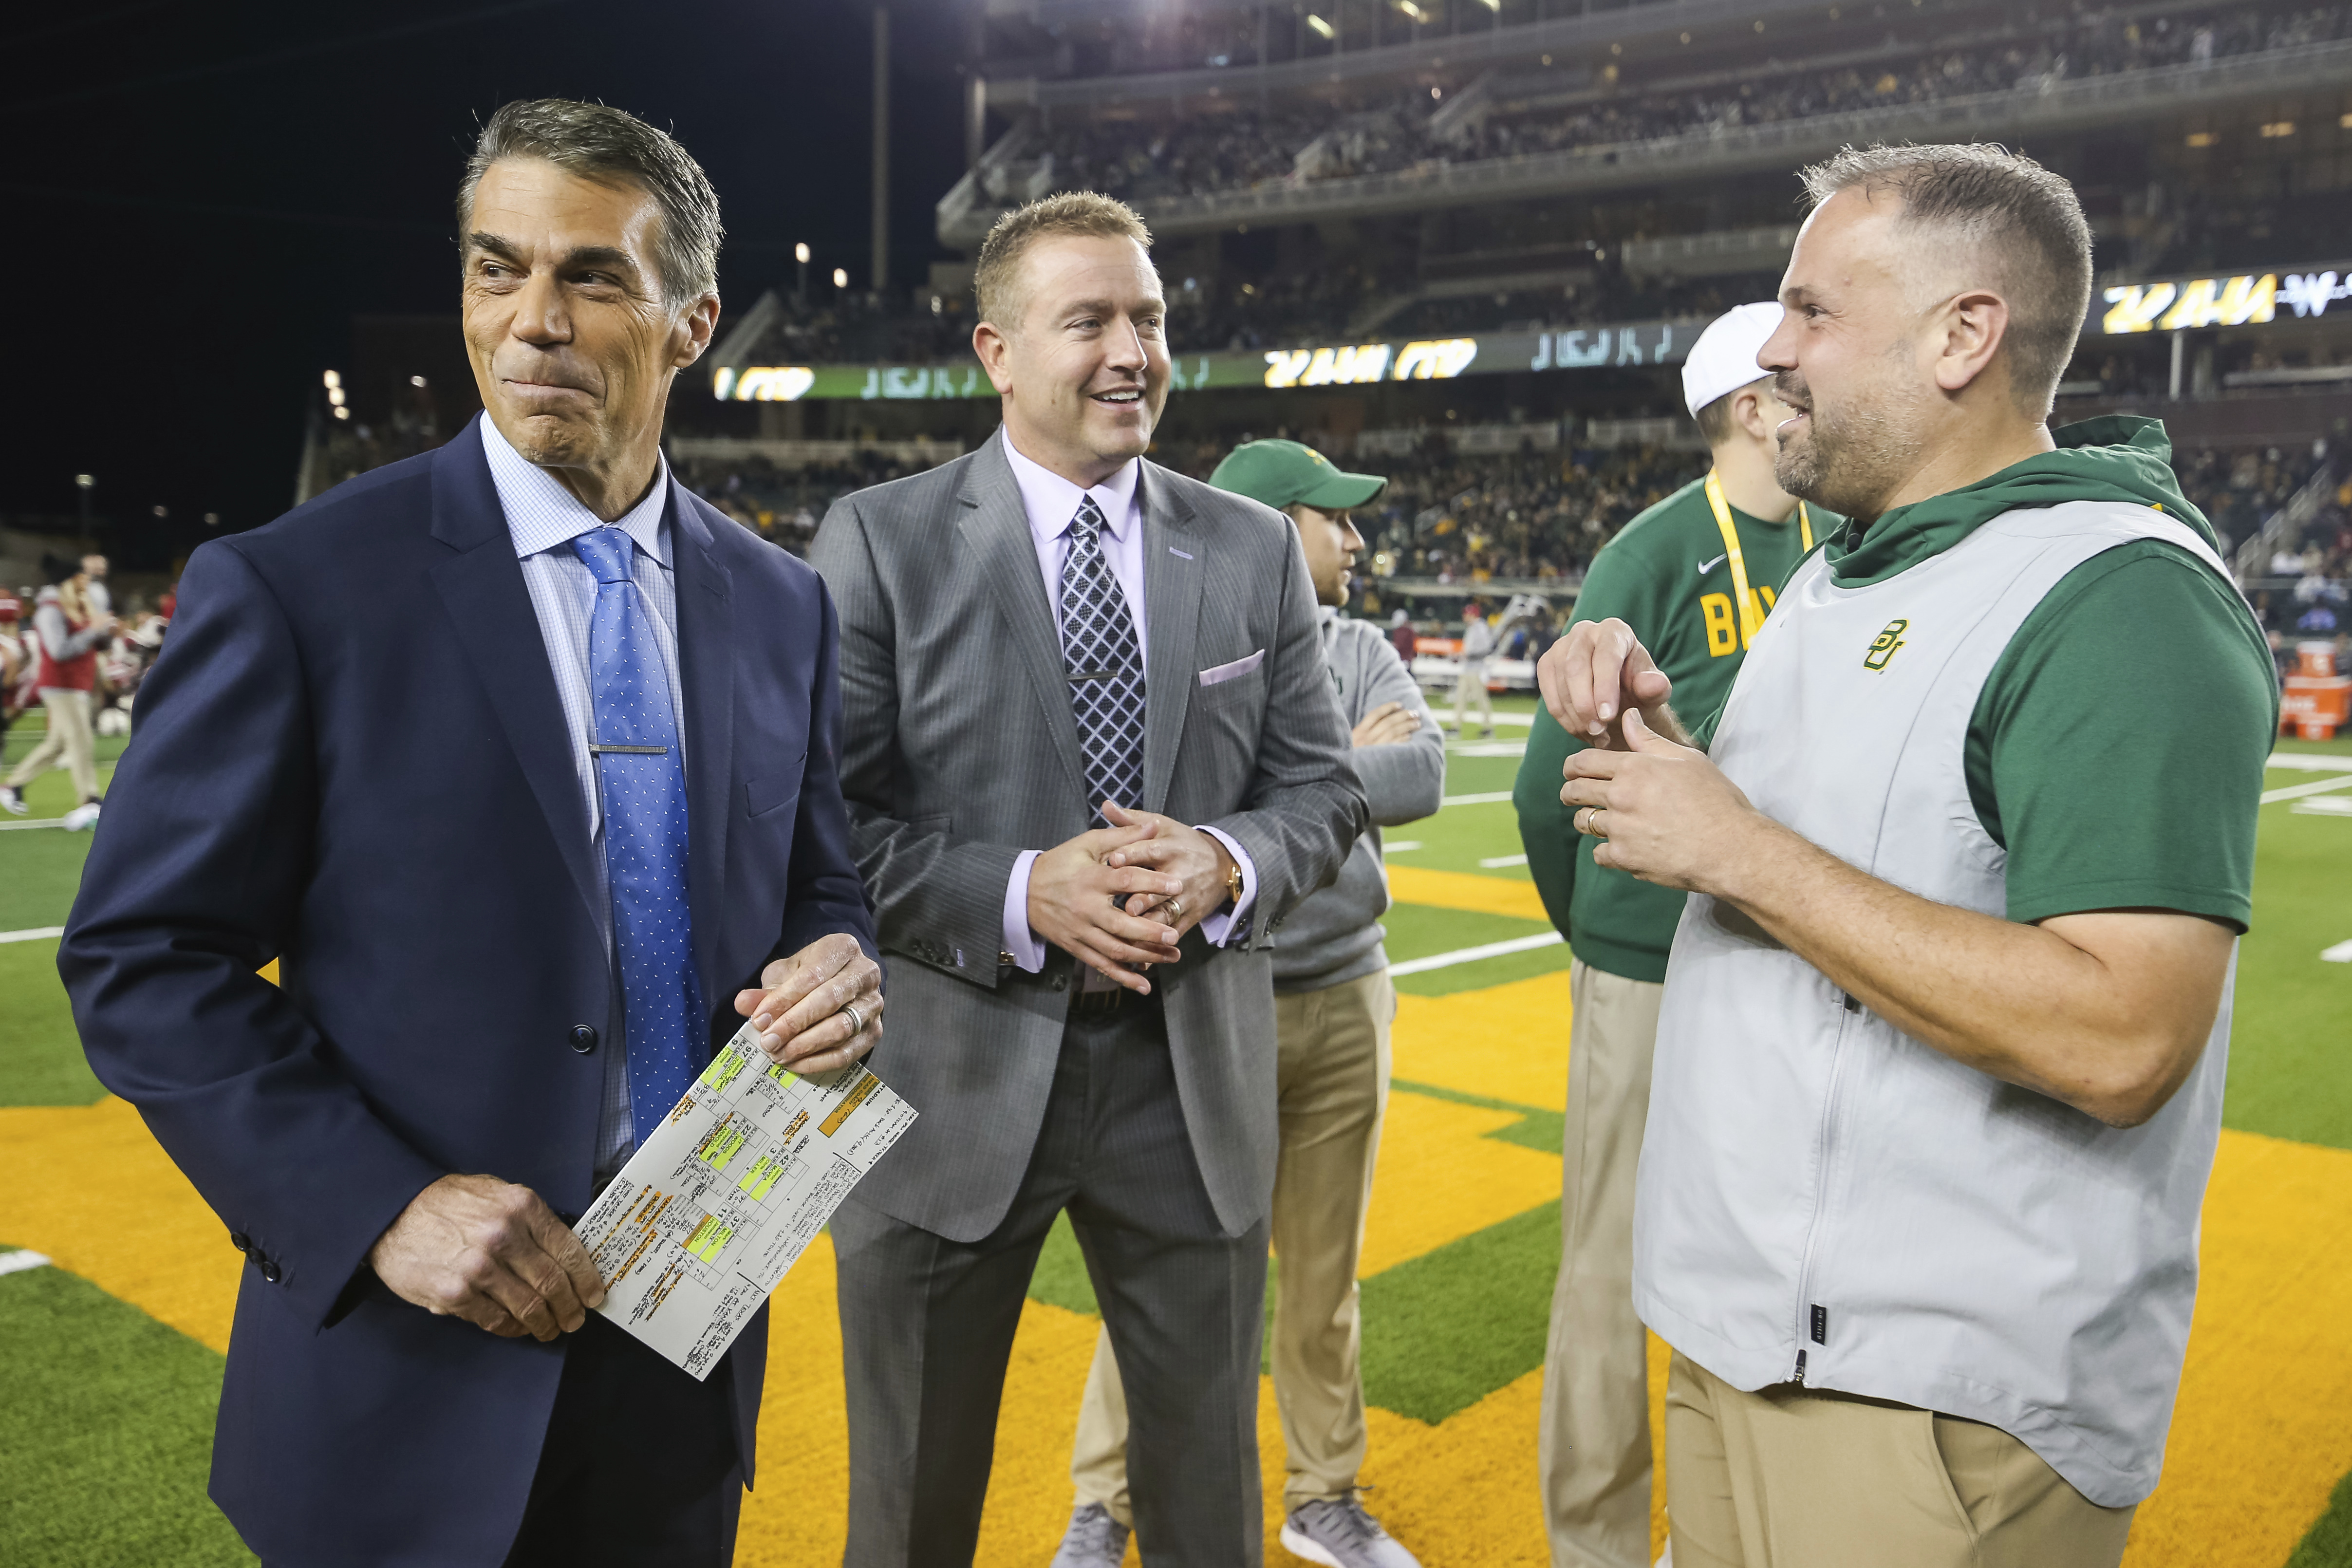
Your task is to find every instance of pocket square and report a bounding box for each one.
[1198,650,1266,687]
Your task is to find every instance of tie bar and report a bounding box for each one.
[589,744,670,755]
[1067,670,1120,683]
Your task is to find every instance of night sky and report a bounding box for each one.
[6,0,967,568]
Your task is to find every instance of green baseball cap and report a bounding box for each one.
[1208,439,1387,513]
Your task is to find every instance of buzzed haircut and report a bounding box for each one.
[459,98,724,312]
[1694,375,1773,447]
[1797,143,2092,420]
[974,191,1155,334]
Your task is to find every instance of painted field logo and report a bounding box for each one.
[1864,618,1909,672]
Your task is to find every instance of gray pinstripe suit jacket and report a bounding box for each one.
[810,428,1366,1243]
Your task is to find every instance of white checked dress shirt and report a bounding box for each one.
[996,433,1257,972]
[481,416,686,1181]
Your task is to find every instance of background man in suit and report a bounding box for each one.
[60,99,879,1568]
[1058,439,1443,1568]
[811,192,1365,1568]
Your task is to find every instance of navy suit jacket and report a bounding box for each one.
[59,420,875,1564]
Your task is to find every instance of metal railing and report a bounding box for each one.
[2234,460,2343,583]
[994,0,1853,112]
[942,40,2352,245]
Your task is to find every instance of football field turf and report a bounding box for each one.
[3,699,2351,1566]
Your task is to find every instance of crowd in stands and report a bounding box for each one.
[1029,2,2349,204]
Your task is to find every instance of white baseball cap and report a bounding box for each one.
[1681,301,1786,418]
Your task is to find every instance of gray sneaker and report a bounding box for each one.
[1280,1495,1423,1568]
[1050,1501,1131,1568]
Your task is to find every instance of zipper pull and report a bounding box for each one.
[1839,991,1862,1014]
[1794,1348,1809,1384]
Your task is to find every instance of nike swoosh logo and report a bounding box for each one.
[1697,554,1728,576]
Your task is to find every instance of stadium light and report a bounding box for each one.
[409,374,426,387]
[75,473,93,490]
[328,387,345,408]
[2260,121,2295,138]
[335,406,349,421]
[322,369,340,390]
[1305,12,1333,38]
[795,242,811,264]
[1396,1,1425,21]
[833,267,850,289]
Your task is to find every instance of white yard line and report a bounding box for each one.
[2266,752,2352,772]
[1478,853,1530,868]
[0,818,72,832]
[1381,840,1424,854]
[0,926,65,944]
[0,1250,54,1278]
[1440,790,1517,807]
[2260,775,2352,806]
[2294,797,2352,816]
[2321,939,2352,964]
[1389,930,1564,976]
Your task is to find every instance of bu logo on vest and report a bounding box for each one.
[1864,618,1910,672]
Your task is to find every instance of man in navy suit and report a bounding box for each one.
[59,99,879,1567]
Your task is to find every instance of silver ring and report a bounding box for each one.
[1165,896,1184,919]
[840,1001,867,1036]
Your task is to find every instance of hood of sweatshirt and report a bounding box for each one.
[1823,416,2217,589]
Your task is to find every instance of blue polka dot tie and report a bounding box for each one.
[573,526,703,1146]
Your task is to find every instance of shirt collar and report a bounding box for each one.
[1000,428,1141,547]
[481,416,672,567]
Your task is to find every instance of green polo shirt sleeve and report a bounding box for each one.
[1514,542,1690,982]
[1966,542,2277,930]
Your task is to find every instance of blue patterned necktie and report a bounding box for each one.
[572,526,703,1144]
[1059,496,1147,827]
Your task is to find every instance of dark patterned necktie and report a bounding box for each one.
[1058,496,1146,827]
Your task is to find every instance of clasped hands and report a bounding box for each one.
[365,933,880,1342]
[1536,616,1776,895]
[1026,802,1237,995]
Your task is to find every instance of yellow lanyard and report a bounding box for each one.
[1705,471,1811,648]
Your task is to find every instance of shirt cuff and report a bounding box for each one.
[1002,849,1046,972]
[1194,826,1256,948]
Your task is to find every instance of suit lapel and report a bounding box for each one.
[958,437,1090,804]
[427,423,606,947]
[668,485,735,1004]
[1139,463,1201,816]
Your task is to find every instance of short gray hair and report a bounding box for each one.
[458,98,723,312]
[1797,143,2091,419]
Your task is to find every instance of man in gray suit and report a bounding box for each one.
[810,191,1365,1567]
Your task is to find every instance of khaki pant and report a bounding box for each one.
[1540,960,1664,1568]
[6,688,99,803]
[1665,1351,2135,1568]
[1451,661,1493,732]
[1072,967,1395,1522]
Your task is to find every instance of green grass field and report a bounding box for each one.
[3,698,2350,1565]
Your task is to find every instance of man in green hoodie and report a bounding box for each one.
[1541,145,2274,1567]
[1514,301,1836,1568]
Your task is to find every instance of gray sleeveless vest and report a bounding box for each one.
[1632,500,2239,1508]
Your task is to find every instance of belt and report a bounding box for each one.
[1068,976,1161,1020]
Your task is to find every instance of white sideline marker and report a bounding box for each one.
[0,927,65,945]
[0,1250,53,1279]
[2321,940,2352,964]
[1389,931,1563,976]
